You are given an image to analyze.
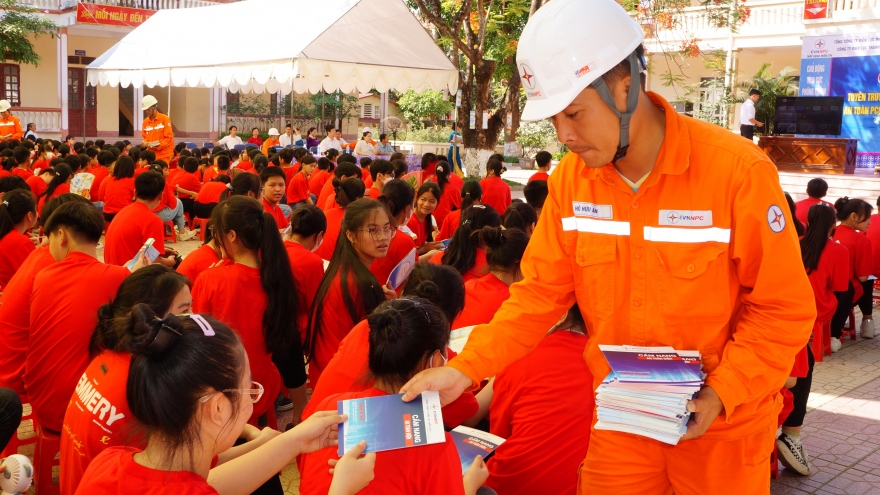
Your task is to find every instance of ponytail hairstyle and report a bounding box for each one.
[391,159,408,179]
[415,181,441,242]
[333,177,366,208]
[40,193,90,225]
[112,156,135,179]
[0,189,36,238]
[401,262,465,323]
[441,204,501,275]
[834,196,873,225]
[307,198,386,362]
[801,203,837,274]
[252,154,269,173]
[784,192,805,237]
[211,174,232,185]
[325,148,340,166]
[366,297,449,391]
[41,163,73,200]
[502,202,538,233]
[376,179,414,224]
[220,171,261,201]
[123,304,245,466]
[210,196,302,366]
[288,204,327,237]
[460,180,482,210]
[90,265,189,357]
[486,157,504,177]
[481,226,529,274]
[434,161,452,193]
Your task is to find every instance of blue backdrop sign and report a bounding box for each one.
[800,33,880,171]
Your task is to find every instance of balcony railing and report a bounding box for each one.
[12,107,61,135]
[651,0,805,44]
[18,0,238,12]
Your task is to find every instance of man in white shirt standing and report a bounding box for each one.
[319,126,342,154]
[215,125,243,149]
[279,124,293,147]
[739,89,763,141]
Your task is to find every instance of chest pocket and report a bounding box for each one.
[653,243,730,323]
[573,233,616,321]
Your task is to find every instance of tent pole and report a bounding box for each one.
[167,85,171,118]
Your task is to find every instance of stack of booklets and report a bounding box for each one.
[594,345,703,445]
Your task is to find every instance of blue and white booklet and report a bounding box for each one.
[598,345,701,384]
[337,391,445,455]
[450,426,505,474]
[386,247,417,290]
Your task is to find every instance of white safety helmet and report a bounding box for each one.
[517,0,645,161]
[268,128,280,136]
[141,95,159,111]
[0,100,10,113]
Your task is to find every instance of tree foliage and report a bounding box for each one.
[0,0,57,67]
[516,119,557,158]
[396,89,454,126]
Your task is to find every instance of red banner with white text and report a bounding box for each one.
[76,2,157,28]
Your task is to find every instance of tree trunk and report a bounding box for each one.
[503,63,523,157]
[457,57,503,178]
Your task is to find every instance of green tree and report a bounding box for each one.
[396,89,454,126]
[737,63,798,136]
[0,0,57,66]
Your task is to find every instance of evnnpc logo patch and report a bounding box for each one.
[767,205,786,233]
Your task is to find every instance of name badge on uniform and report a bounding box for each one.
[659,210,713,227]
[573,202,612,219]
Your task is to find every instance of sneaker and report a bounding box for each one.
[830,337,842,353]
[275,396,294,412]
[777,433,812,476]
[860,319,875,339]
[177,228,198,241]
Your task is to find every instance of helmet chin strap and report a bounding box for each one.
[589,51,644,164]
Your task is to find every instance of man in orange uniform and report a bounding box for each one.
[0,100,23,142]
[141,95,174,163]
[261,127,281,156]
[399,0,815,493]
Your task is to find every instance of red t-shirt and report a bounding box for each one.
[26,175,47,198]
[452,273,510,329]
[308,170,330,198]
[795,197,834,226]
[438,209,461,241]
[865,214,880,278]
[309,272,365,385]
[101,178,136,214]
[364,174,374,189]
[151,181,178,212]
[314,208,345,261]
[38,183,70,214]
[26,252,129,432]
[0,230,35,288]
[485,331,594,495]
[528,171,550,183]
[132,165,151,177]
[299,388,465,495]
[367,187,381,200]
[236,160,256,174]
[281,165,298,185]
[832,224,874,301]
[323,193,337,211]
[361,167,371,182]
[0,246,54,394]
[12,167,31,181]
[807,239,850,322]
[287,172,311,204]
[406,214,432,247]
[61,351,139,495]
[285,240,324,342]
[370,227,416,285]
[431,248,490,283]
[171,170,203,199]
[104,201,165,266]
[449,173,464,191]
[480,176,512,216]
[262,197,288,228]
[317,179,337,211]
[431,181,461,228]
[195,181,227,204]
[88,166,111,201]
[177,244,222,287]
[75,447,219,495]
[31,158,49,174]
[305,320,478,428]
[192,263,280,425]
[201,165,230,184]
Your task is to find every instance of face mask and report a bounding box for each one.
[428,350,448,369]
[383,176,393,185]
[311,235,323,253]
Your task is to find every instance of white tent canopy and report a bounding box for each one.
[86,0,458,94]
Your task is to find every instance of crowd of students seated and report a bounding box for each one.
[0,133,576,495]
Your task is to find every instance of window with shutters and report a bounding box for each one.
[0,64,20,107]
[362,103,372,118]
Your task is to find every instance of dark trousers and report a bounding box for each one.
[103,212,117,224]
[740,124,755,140]
[0,388,23,451]
[192,201,218,220]
[783,346,814,428]
[856,279,874,316]
[180,197,195,218]
[831,282,855,338]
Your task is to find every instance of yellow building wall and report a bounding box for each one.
[18,34,58,108]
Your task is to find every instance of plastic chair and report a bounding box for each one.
[194,217,210,241]
[233,144,247,151]
[309,146,319,154]
[271,146,284,153]
[185,142,197,149]
[843,309,858,341]
[812,321,829,363]
[203,142,214,149]
[245,143,258,149]
[163,221,176,244]
[1,396,35,459]
[872,279,880,306]
[34,423,61,495]
[294,139,305,147]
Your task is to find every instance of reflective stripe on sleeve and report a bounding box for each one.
[561,217,631,236]
[643,226,730,243]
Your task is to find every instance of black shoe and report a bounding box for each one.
[275,396,293,412]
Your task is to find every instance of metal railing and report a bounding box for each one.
[17,0,238,11]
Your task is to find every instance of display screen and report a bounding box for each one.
[775,96,844,136]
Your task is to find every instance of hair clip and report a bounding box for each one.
[226,183,234,191]
[189,314,215,336]
[1,201,7,206]
[146,314,184,353]
[472,204,487,209]
[410,299,431,325]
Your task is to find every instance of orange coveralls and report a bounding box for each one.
[142,112,175,162]
[262,137,280,156]
[0,113,23,142]
[449,93,815,495]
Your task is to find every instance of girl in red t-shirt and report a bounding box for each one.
[37,162,73,216]
[832,197,875,340]
[74,307,372,495]
[300,297,488,495]
[406,182,443,253]
[0,189,37,288]
[371,179,420,284]
[314,178,366,261]
[501,202,538,237]
[438,181,482,242]
[61,265,192,495]
[452,227,529,329]
[306,198,394,386]
[192,175,231,220]
[426,161,461,228]
[100,156,136,223]
[436,204,501,283]
[479,157,512,215]
[192,196,304,428]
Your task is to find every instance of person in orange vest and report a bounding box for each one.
[261,127,281,156]
[0,100,23,143]
[398,0,815,493]
[141,95,175,163]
